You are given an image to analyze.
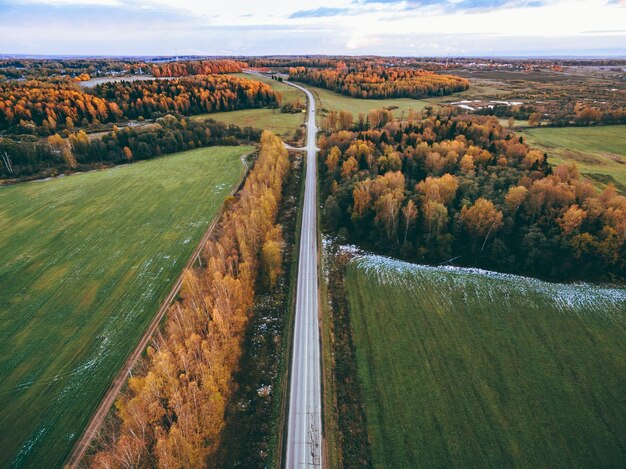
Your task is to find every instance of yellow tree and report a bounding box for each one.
[507,117,515,129]
[401,199,418,245]
[325,146,341,173]
[504,185,528,218]
[422,200,448,244]
[261,225,283,289]
[528,112,542,126]
[461,197,504,252]
[47,133,77,168]
[338,110,353,130]
[416,174,458,205]
[123,146,133,162]
[352,180,372,219]
[558,204,587,236]
[341,156,358,179]
[374,190,404,242]
[459,154,475,173]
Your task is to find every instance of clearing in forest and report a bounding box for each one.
[304,83,430,121]
[194,73,307,143]
[522,125,626,192]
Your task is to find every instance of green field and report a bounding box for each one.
[301,76,503,121]
[203,73,432,136]
[346,254,626,468]
[522,125,626,192]
[192,73,307,142]
[194,108,304,141]
[0,146,250,468]
[302,83,430,121]
[233,73,304,106]
[429,78,513,106]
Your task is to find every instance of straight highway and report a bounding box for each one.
[283,80,323,468]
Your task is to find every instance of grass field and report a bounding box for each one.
[193,108,304,141]
[346,254,626,468]
[203,73,434,135]
[429,78,513,106]
[233,73,304,106]
[522,125,626,192]
[0,146,250,468]
[192,73,307,142]
[302,83,430,121]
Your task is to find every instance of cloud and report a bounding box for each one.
[355,0,547,12]
[0,0,623,56]
[357,0,438,4]
[289,7,349,18]
[446,0,548,11]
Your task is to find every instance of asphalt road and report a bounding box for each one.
[283,80,323,468]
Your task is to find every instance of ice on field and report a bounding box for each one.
[349,251,626,323]
[214,182,229,193]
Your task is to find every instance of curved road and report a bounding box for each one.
[282,79,323,468]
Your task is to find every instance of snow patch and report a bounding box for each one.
[349,252,626,323]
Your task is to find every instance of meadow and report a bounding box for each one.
[522,125,626,192]
[303,82,430,120]
[204,73,430,137]
[194,108,303,141]
[193,73,307,143]
[0,146,250,468]
[346,254,626,468]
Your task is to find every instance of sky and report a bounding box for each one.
[0,0,625,57]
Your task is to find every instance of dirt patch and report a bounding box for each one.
[603,152,625,164]
[561,150,607,166]
[77,281,100,309]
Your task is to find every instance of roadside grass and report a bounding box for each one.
[521,125,626,192]
[346,254,626,469]
[0,146,250,468]
[320,247,339,469]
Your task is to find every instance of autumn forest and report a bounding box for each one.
[1,52,625,469]
[319,115,625,280]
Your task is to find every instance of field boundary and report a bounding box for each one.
[65,150,253,468]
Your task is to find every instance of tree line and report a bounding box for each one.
[89,131,290,468]
[0,116,261,180]
[151,60,247,77]
[289,66,469,99]
[0,75,279,135]
[478,101,626,127]
[93,75,278,119]
[0,58,147,80]
[249,57,462,73]
[0,58,248,81]
[318,114,625,281]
